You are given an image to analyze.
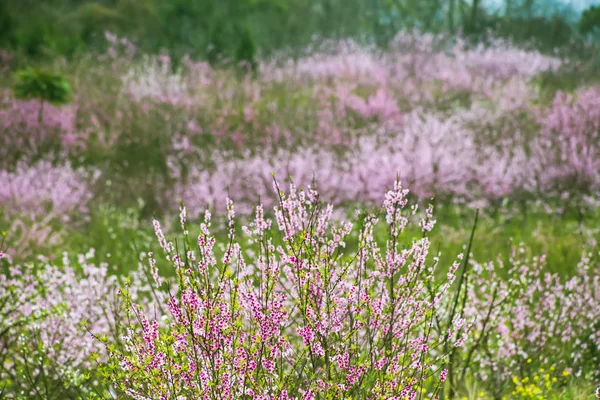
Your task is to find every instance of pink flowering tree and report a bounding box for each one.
[0,250,117,398]
[535,86,600,194]
[93,180,465,399]
[460,247,600,399]
[0,246,164,399]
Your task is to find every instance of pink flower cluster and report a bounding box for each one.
[1,32,585,219]
[167,111,527,216]
[0,251,113,393]
[0,94,86,162]
[463,248,600,396]
[168,79,600,215]
[97,182,461,399]
[117,32,563,152]
[262,32,561,100]
[0,249,164,397]
[535,85,600,191]
[0,179,597,398]
[0,161,93,218]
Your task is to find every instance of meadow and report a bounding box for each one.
[1,24,600,399]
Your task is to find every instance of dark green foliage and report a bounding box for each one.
[13,68,72,105]
[474,14,575,53]
[580,5,600,35]
[1,0,594,63]
[235,24,258,73]
[154,0,283,62]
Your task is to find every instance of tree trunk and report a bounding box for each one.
[525,0,535,18]
[448,0,456,33]
[425,0,441,30]
[505,0,513,17]
[38,99,44,125]
[471,0,480,32]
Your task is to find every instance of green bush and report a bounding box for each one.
[13,68,72,105]
[580,5,600,35]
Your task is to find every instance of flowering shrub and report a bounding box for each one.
[0,248,164,399]
[460,248,600,398]
[0,160,94,260]
[166,85,600,215]
[0,161,93,219]
[0,180,597,398]
[0,250,111,398]
[263,33,561,99]
[1,32,588,217]
[535,86,600,192]
[3,32,563,155]
[0,95,81,165]
[93,181,466,398]
[169,110,540,216]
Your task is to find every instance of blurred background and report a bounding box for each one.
[1,0,600,266]
[1,0,599,62]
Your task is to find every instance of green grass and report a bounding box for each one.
[12,196,592,278]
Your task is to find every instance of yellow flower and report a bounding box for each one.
[562,370,570,377]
